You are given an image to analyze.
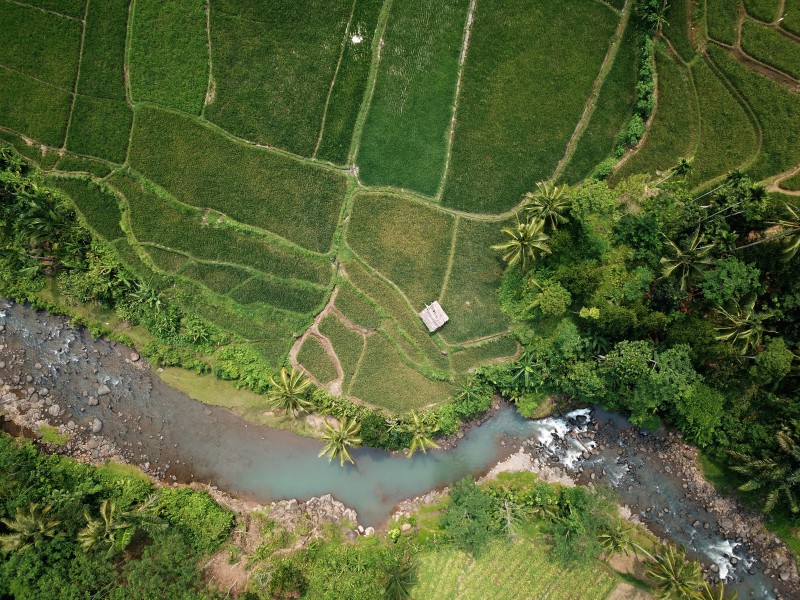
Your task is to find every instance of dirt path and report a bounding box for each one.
[552,0,631,181]
[766,163,800,194]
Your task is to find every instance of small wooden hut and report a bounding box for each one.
[419,301,448,332]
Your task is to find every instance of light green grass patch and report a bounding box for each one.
[206,0,351,155]
[297,335,338,384]
[129,0,208,114]
[228,276,327,316]
[780,171,800,191]
[742,18,800,80]
[349,333,453,410]
[439,218,509,343]
[664,0,695,61]
[0,68,72,147]
[334,280,383,330]
[0,130,62,168]
[613,48,697,183]
[706,0,738,44]
[24,0,84,17]
[784,0,800,35]
[687,57,757,186]
[143,245,189,273]
[357,0,470,196]
[319,313,364,389]
[66,95,132,163]
[315,0,384,164]
[51,177,125,241]
[53,154,114,178]
[128,106,347,253]
[709,45,800,180]
[0,0,81,89]
[347,193,454,308]
[561,20,639,184]
[451,336,518,374]
[180,262,250,295]
[744,0,782,22]
[38,424,69,445]
[441,0,617,213]
[78,0,128,100]
[109,171,333,285]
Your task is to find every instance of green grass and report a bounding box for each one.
[112,237,172,290]
[129,0,208,114]
[0,0,81,89]
[315,0,384,164]
[51,176,125,241]
[128,106,348,253]
[180,262,250,294]
[347,193,455,308]
[38,424,69,445]
[613,48,697,183]
[561,21,639,184]
[441,0,617,213]
[687,57,757,186]
[53,154,114,177]
[451,336,518,373]
[742,18,800,79]
[439,218,510,343]
[780,170,800,190]
[24,0,84,17]
[664,0,695,61]
[706,0,739,44]
[334,280,383,330]
[784,0,800,35]
[318,313,364,388]
[206,0,352,156]
[228,276,327,315]
[109,171,333,285]
[356,0,470,196]
[414,538,619,600]
[66,95,132,162]
[142,245,189,273]
[0,68,73,147]
[0,130,61,168]
[349,333,453,410]
[297,335,338,384]
[744,0,782,22]
[78,0,128,100]
[709,44,800,180]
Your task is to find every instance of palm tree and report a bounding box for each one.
[78,497,165,558]
[597,522,642,559]
[0,503,60,554]
[382,552,418,600]
[660,229,716,291]
[492,219,551,271]
[644,544,704,600]
[730,425,800,513]
[696,582,738,600]
[777,203,800,261]
[524,181,571,231]
[656,157,693,185]
[714,296,773,354]
[318,417,362,467]
[267,367,313,416]
[405,411,440,458]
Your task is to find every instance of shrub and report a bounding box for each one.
[156,488,234,553]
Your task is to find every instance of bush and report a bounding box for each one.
[440,478,498,556]
[156,488,234,553]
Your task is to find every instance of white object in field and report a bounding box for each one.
[419,301,448,332]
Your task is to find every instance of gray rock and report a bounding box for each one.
[66,421,76,430]
[401,523,412,532]
[97,385,111,396]
[91,418,103,434]
[130,353,140,362]
[0,361,5,369]
[364,527,375,537]
[47,404,60,417]
[87,438,99,449]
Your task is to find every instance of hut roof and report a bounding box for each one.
[419,301,448,332]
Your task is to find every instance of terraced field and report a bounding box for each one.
[2,0,798,413]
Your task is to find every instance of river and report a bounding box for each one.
[0,300,795,598]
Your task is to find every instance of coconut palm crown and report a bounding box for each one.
[267,367,313,416]
[318,417,362,467]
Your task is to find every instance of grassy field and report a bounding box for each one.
[206,0,351,156]
[784,0,800,34]
[664,0,696,61]
[780,170,800,190]
[441,0,617,213]
[54,154,114,178]
[706,0,739,44]
[333,280,384,330]
[347,193,455,308]
[128,106,348,253]
[356,0,470,196]
[318,313,365,388]
[297,335,339,384]
[129,0,208,114]
[51,177,125,241]
[741,18,800,79]
[561,21,639,184]
[687,57,757,185]
[413,539,618,600]
[744,0,782,22]
[66,95,132,163]
[613,48,697,183]
[450,336,518,374]
[78,0,128,100]
[315,0,384,164]
[0,68,72,147]
[229,276,327,315]
[25,0,84,17]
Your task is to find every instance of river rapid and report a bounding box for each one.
[0,300,797,599]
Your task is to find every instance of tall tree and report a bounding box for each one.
[524,181,571,231]
[714,296,773,354]
[660,229,716,291]
[0,503,59,554]
[267,367,313,416]
[492,219,551,271]
[78,497,165,558]
[405,411,440,458]
[318,417,362,467]
[382,552,418,600]
[644,543,704,600]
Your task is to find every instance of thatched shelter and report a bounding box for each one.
[419,301,448,332]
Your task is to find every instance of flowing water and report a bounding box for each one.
[0,301,789,598]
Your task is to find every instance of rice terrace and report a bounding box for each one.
[2,0,800,598]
